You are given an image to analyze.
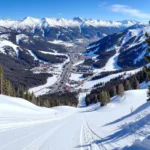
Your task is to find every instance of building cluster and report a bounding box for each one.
[31,62,60,74]
[76,65,93,73]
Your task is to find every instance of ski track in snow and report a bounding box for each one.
[0,122,65,150]
[22,123,65,150]
[0,111,74,132]
[0,88,149,150]
[80,120,106,150]
[0,112,73,150]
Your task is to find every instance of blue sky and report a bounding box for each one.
[1,0,150,21]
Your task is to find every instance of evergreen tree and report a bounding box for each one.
[109,85,116,97]
[0,64,4,94]
[132,76,140,89]
[37,97,41,106]
[85,96,90,106]
[145,32,150,78]
[16,88,20,97]
[135,80,140,89]
[2,80,7,95]
[106,92,110,103]
[25,91,31,101]
[124,80,132,91]
[5,80,14,96]
[99,90,108,106]
[147,86,150,101]
[144,32,150,101]
[12,88,16,97]
[19,88,25,98]
[94,94,98,103]
[99,91,105,106]
[31,92,37,104]
[46,99,50,107]
[117,83,124,97]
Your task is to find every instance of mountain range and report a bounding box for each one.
[86,23,149,69]
[0,17,138,40]
[0,17,142,89]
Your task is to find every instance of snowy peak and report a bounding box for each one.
[0,17,138,29]
[0,17,139,41]
[0,19,17,28]
[120,20,139,26]
[39,17,80,27]
[81,19,138,27]
[21,17,40,25]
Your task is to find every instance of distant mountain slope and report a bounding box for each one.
[86,23,149,69]
[0,17,138,41]
[0,17,138,64]
[0,30,67,89]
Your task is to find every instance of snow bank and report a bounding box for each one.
[0,95,57,117]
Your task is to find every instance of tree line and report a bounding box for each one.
[0,64,78,108]
[85,70,147,106]
[91,70,127,81]
[0,64,39,104]
[39,92,78,107]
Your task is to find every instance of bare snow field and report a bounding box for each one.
[29,75,59,96]
[69,73,84,82]
[0,86,150,149]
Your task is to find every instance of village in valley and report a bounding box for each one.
[29,51,95,95]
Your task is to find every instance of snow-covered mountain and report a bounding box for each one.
[1,17,150,150]
[86,23,149,69]
[0,17,137,29]
[0,17,138,40]
[0,17,138,89]
[0,17,138,62]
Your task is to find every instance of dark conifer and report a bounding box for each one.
[124,80,132,91]
[106,92,110,103]
[109,85,116,97]
[0,64,4,94]
[117,83,124,97]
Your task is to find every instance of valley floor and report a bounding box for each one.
[0,88,150,150]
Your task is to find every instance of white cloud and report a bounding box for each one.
[109,4,150,19]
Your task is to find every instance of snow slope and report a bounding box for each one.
[29,75,58,96]
[103,47,122,70]
[0,95,57,117]
[80,68,141,90]
[0,40,20,57]
[0,87,150,149]
[69,73,84,82]
[86,24,150,69]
